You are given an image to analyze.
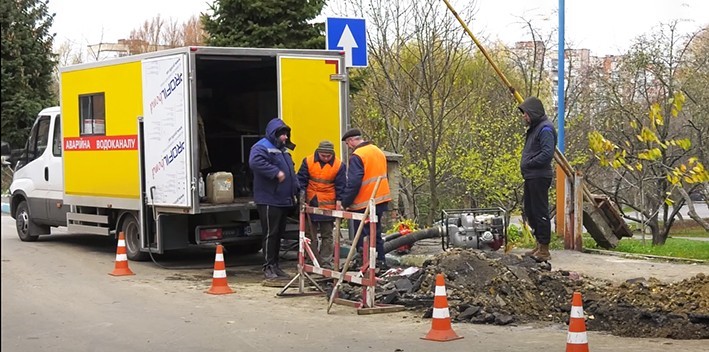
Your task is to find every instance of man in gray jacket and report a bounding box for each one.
[519,96,557,262]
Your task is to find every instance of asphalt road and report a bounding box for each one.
[1,214,707,352]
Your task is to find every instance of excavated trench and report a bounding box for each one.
[335,248,709,339]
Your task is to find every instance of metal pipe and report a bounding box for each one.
[558,0,566,153]
[441,0,524,104]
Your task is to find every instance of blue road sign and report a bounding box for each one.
[326,17,367,68]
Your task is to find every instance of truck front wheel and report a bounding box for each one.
[121,212,149,261]
[15,200,49,242]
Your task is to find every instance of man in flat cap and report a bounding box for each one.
[249,118,300,281]
[297,140,346,268]
[340,128,392,270]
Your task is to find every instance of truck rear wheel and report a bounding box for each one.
[121,212,149,261]
[15,200,49,242]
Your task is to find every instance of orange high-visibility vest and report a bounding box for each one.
[305,155,342,209]
[350,144,391,210]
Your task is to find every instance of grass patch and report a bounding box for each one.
[668,228,709,238]
[669,231,709,238]
[607,238,709,261]
[511,231,708,261]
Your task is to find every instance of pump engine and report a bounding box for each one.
[442,208,506,251]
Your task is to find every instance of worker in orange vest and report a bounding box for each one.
[340,128,392,270]
[297,140,346,268]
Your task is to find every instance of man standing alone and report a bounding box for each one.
[519,97,557,262]
[340,128,391,270]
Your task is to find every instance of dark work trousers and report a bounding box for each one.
[257,204,290,268]
[351,203,388,262]
[523,177,552,245]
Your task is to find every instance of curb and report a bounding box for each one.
[583,247,707,264]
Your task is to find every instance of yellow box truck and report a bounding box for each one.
[9,46,348,260]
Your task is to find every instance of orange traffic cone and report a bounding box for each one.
[566,292,589,352]
[421,273,463,342]
[109,232,135,276]
[206,245,234,295]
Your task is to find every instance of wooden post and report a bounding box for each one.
[574,171,584,251]
[556,166,566,241]
[563,170,574,250]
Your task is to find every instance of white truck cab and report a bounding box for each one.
[10,106,67,241]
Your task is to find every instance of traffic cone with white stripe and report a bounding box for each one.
[109,232,135,276]
[206,244,234,295]
[421,273,463,342]
[566,292,589,352]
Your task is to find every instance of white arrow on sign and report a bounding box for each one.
[337,24,358,67]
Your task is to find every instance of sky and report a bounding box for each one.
[49,0,708,57]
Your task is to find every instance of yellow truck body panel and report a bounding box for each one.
[61,61,142,199]
[279,56,343,170]
[57,47,346,213]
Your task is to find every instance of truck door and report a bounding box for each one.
[14,115,51,221]
[277,55,345,169]
[45,113,67,225]
[141,54,193,208]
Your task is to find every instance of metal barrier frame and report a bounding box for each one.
[277,198,404,315]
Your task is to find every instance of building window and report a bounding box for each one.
[79,93,106,135]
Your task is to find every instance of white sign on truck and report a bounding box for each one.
[141,54,193,207]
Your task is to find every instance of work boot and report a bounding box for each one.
[523,243,539,257]
[263,265,279,280]
[532,244,551,262]
[273,265,291,279]
[348,253,363,270]
[375,259,390,274]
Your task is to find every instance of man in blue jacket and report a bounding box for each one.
[340,128,392,271]
[519,96,557,262]
[249,118,299,280]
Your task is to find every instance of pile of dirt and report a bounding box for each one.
[336,248,709,339]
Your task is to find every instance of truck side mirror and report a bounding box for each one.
[1,141,10,157]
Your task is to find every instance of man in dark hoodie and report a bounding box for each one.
[518,96,557,262]
[249,118,300,280]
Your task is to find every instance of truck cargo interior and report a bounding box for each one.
[195,54,278,201]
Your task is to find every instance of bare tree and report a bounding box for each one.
[52,39,85,96]
[126,14,206,55]
[335,0,479,224]
[183,15,207,46]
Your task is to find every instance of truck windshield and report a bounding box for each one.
[16,115,50,170]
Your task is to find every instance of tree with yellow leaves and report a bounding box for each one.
[589,92,709,244]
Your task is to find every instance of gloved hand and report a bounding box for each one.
[298,190,306,205]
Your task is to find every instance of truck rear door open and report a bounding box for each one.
[277,55,346,169]
[141,53,194,209]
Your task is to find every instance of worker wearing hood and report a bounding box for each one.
[518,97,557,262]
[249,118,299,280]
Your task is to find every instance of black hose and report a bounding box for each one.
[383,231,404,242]
[383,226,444,254]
